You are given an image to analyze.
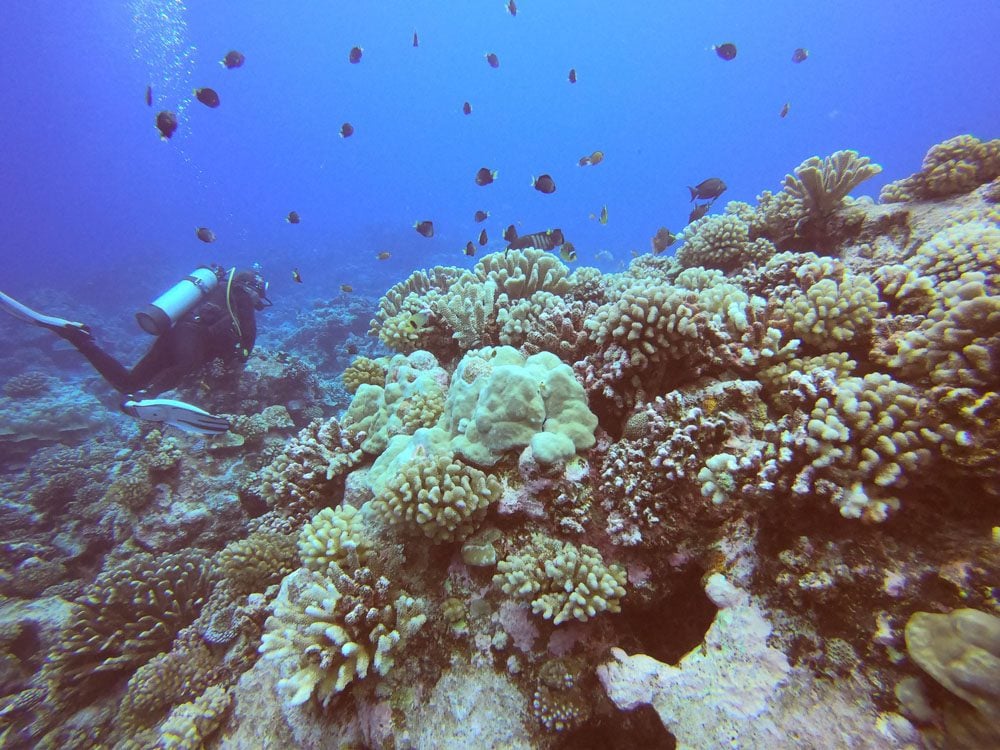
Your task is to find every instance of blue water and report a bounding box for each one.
[1,0,997,308]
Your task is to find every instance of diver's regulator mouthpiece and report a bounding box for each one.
[135,265,223,336]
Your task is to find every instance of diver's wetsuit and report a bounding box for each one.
[61,283,258,396]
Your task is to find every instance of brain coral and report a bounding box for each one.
[494,534,627,625]
[441,346,599,466]
[259,567,427,707]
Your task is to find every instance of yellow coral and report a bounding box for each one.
[342,356,387,393]
[298,504,373,578]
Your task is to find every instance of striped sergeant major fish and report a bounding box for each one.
[505,227,565,251]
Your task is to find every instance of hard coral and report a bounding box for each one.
[494,533,627,625]
[2,372,51,398]
[342,356,387,394]
[880,134,1000,202]
[298,504,375,578]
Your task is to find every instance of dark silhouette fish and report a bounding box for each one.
[486,52,500,68]
[287,211,300,224]
[292,268,302,283]
[156,110,178,139]
[532,174,556,194]
[478,228,488,246]
[792,48,809,63]
[413,32,419,47]
[221,50,245,69]
[780,102,790,118]
[340,122,354,138]
[568,68,577,83]
[476,167,497,186]
[414,220,434,238]
[507,0,517,16]
[196,227,216,243]
[145,85,152,106]
[474,210,489,222]
[349,46,363,64]
[651,227,676,254]
[714,43,737,61]
[507,228,564,251]
[688,203,711,223]
[503,224,518,242]
[195,88,220,108]
[465,241,476,256]
[688,178,726,201]
[463,101,472,115]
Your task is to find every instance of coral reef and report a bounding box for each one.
[880,134,1000,202]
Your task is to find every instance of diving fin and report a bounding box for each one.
[121,397,230,435]
[0,291,92,338]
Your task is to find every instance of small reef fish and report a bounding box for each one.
[507,228,564,251]
[292,268,302,283]
[349,46,363,64]
[465,241,476,256]
[792,48,809,63]
[195,88,220,108]
[340,284,353,293]
[507,0,517,16]
[578,150,604,166]
[598,205,609,224]
[145,85,152,106]
[413,32,419,47]
[478,228,488,246]
[474,210,490,222]
[286,211,300,224]
[405,312,430,330]
[340,122,354,138]
[221,50,245,69]
[532,174,556,194]
[780,102,790,118]
[196,227,216,243]
[714,43,737,61]
[651,227,676,254]
[689,203,711,223]
[463,101,473,115]
[345,343,358,355]
[688,178,727,201]
[485,52,500,68]
[503,224,518,242]
[568,68,577,83]
[414,220,434,238]
[560,242,577,262]
[156,110,178,139]
[476,167,497,186]
[376,251,391,260]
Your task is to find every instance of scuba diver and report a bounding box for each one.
[0,264,270,434]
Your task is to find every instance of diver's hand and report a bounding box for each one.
[121,397,230,435]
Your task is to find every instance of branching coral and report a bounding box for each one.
[342,356,387,394]
[298,504,375,578]
[259,568,427,708]
[155,684,231,749]
[47,551,213,692]
[781,273,882,351]
[880,134,1000,202]
[433,277,497,349]
[676,210,775,272]
[494,534,627,624]
[216,529,299,597]
[473,248,573,298]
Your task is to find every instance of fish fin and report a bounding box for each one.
[688,186,698,201]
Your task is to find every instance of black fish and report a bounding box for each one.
[465,241,476,256]
[503,224,518,242]
[221,50,245,69]
[568,68,577,84]
[349,46,363,64]
[485,52,499,68]
[292,268,302,283]
[688,178,726,202]
[145,85,152,106]
[195,88,220,108]
[475,210,489,222]
[463,101,472,115]
[714,43,737,60]
[196,227,216,243]
[780,102,790,118]
[792,48,809,63]
[156,110,178,139]
[651,227,676,254]
[532,174,556,194]
[688,203,711,223]
[414,220,434,238]
[287,211,300,224]
[340,122,354,138]
[341,284,353,293]
[346,343,358,355]
[507,0,517,16]
[476,167,497,186]
[413,32,419,48]
[507,228,564,251]
[478,228,488,246]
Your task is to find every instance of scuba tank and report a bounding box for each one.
[135,265,223,335]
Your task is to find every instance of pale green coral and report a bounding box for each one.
[782,273,881,351]
[259,568,426,708]
[494,534,627,625]
[298,504,374,578]
[473,248,573,298]
[676,210,775,272]
[433,276,497,349]
[441,347,598,466]
[217,529,298,597]
[880,134,1000,202]
[342,356,387,394]
[156,684,231,750]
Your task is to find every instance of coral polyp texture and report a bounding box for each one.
[3,135,999,749]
